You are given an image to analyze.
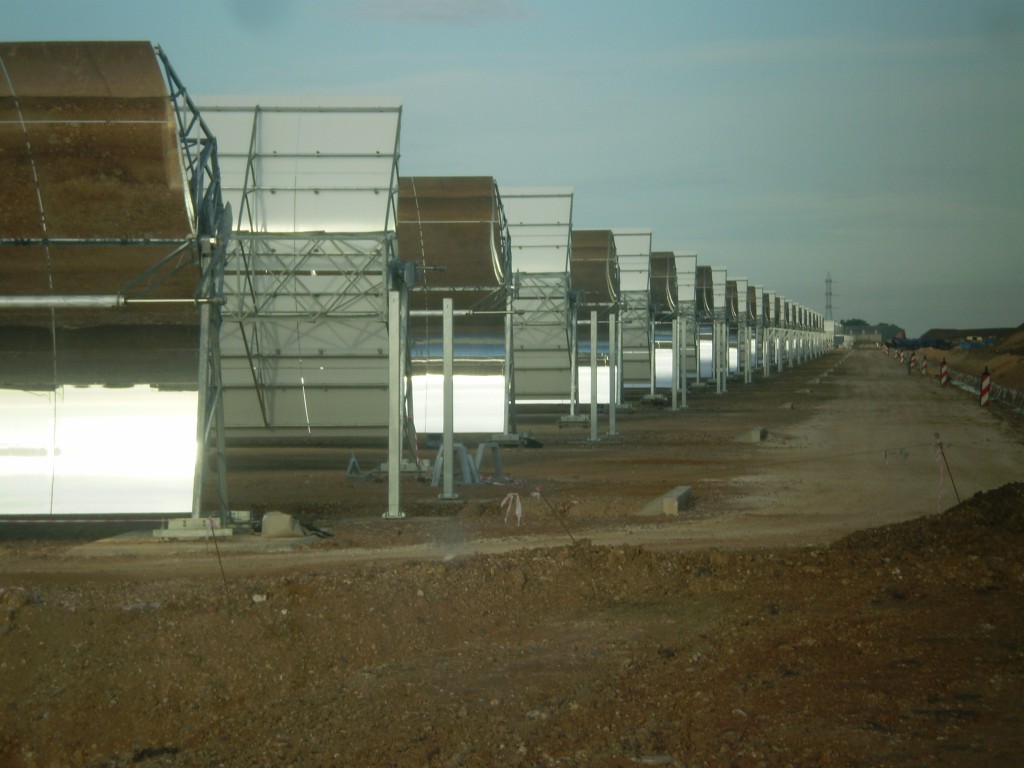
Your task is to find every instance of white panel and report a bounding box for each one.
[502,187,573,273]
[674,254,697,304]
[201,104,401,234]
[618,289,651,387]
[613,230,651,293]
[699,336,714,378]
[712,268,727,315]
[576,367,612,405]
[201,103,401,434]
[412,374,504,433]
[0,390,57,515]
[735,278,748,315]
[511,272,572,401]
[221,318,389,357]
[222,388,387,430]
[0,387,196,516]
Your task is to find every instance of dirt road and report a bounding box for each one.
[696,348,1024,545]
[141,348,1024,555]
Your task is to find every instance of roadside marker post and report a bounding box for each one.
[940,358,948,386]
[980,367,991,408]
[921,356,928,376]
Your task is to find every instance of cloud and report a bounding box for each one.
[348,0,532,26]
[228,0,297,33]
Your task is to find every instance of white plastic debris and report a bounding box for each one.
[501,493,523,525]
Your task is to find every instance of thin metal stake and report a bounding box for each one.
[935,433,961,504]
[533,489,577,544]
[207,519,232,606]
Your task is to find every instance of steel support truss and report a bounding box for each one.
[510,272,576,405]
[618,290,653,397]
[219,231,413,435]
[159,47,231,520]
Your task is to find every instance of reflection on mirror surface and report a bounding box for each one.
[0,386,197,516]
[411,375,503,434]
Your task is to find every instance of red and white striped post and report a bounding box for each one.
[940,358,948,386]
[921,355,928,376]
[980,367,991,407]
[910,350,917,371]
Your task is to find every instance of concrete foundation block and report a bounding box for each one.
[639,486,694,516]
[737,427,768,443]
[660,486,693,515]
[153,518,235,539]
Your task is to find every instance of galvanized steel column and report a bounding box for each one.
[671,315,680,410]
[440,298,457,500]
[589,310,599,442]
[608,313,618,436]
[386,290,404,518]
[680,314,688,409]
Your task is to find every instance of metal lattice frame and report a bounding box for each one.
[200,103,408,439]
[733,278,750,383]
[745,282,758,378]
[612,229,653,398]
[711,267,728,393]
[220,233,399,431]
[503,187,575,408]
[672,254,698,407]
[158,48,230,519]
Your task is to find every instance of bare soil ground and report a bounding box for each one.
[2,348,1023,767]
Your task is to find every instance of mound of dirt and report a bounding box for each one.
[837,482,1024,556]
[915,343,1024,392]
[995,327,1024,356]
[2,482,1023,767]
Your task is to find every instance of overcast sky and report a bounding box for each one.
[6,0,1022,336]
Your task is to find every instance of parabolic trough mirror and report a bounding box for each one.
[570,229,618,405]
[398,176,512,434]
[0,41,224,517]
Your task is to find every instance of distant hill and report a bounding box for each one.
[994,327,1024,355]
[920,326,1021,346]
[916,324,1024,391]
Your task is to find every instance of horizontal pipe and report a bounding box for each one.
[0,296,224,309]
[126,298,226,305]
[0,237,193,247]
[409,309,521,317]
[0,295,123,309]
[200,105,401,115]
